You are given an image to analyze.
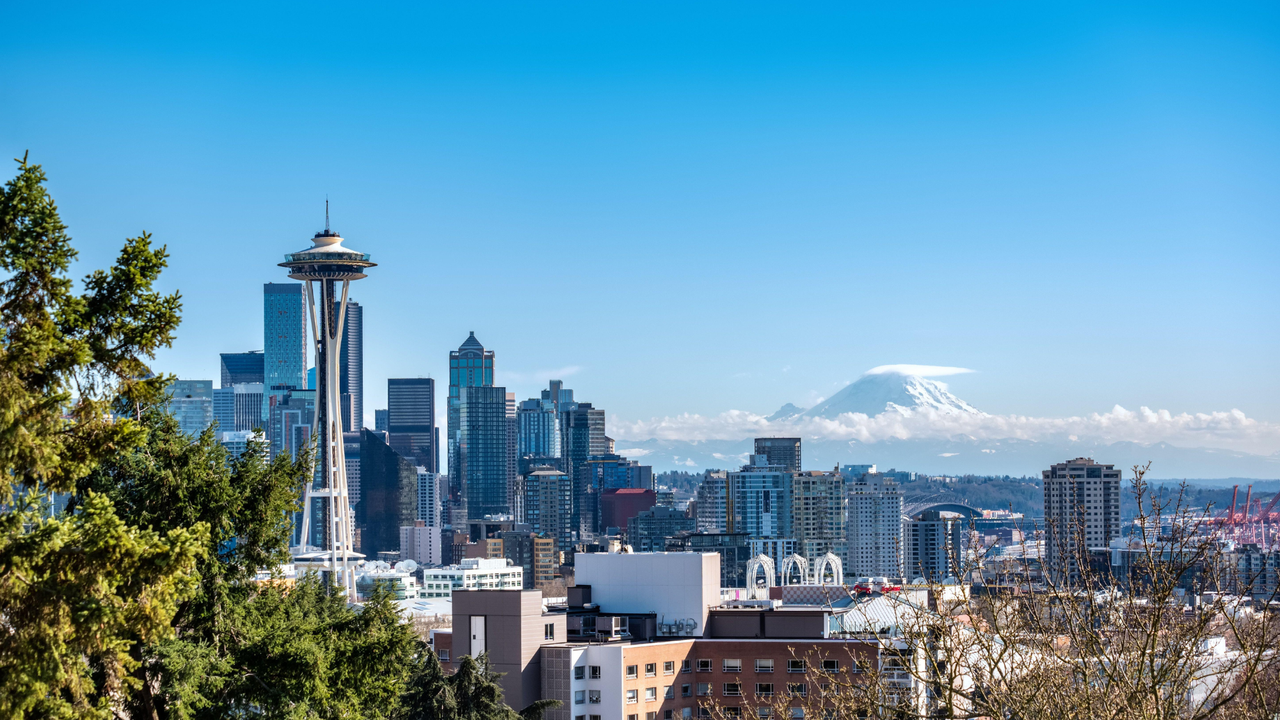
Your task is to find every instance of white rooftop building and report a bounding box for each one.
[422,557,523,598]
[575,551,720,637]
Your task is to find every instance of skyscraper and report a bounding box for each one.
[263,283,308,391]
[374,409,388,432]
[754,437,801,472]
[1043,457,1122,583]
[905,510,965,582]
[166,380,213,437]
[457,384,510,520]
[562,401,607,536]
[846,472,904,578]
[727,455,792,538]
[448,332,495,517]
[387,378,437,472]
[268,386,315,461]
[523,467,572,555]
[695,470,729,533]
[417,467,443,528]
[213,383,265,432]
[791,469,846,562]
[517,397,561,458]
[506,392,518,515]
[353,430,418,558]
[338,299,363,432]
[220,351,264,387]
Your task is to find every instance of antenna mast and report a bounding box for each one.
[325,196,330,234]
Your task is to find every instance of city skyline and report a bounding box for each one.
[4,3,1278,469]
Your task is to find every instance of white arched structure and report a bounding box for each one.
[813,552,843,586]
[746,554,776,599]
[780,554,810,585]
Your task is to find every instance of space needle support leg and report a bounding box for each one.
[298,280,321,551]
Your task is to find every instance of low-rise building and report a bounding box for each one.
[422,557,525,598]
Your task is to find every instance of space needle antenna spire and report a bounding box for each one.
[325,196,330,234]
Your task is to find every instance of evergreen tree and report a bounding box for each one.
[0,157,556,720]
[0,156,202,718]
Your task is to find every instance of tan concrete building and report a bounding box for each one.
[452,589,567,711]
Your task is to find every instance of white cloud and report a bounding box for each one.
[614,447,652,458]
[611,404,1280,456]
[865,364,975,377]
[939,453,959,457]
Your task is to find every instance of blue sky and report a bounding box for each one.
[3,2,1278,446]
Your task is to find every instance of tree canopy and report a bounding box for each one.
[0,157,551,720]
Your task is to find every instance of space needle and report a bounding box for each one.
[281,206,375,597]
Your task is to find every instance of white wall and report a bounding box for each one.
[576,552,720,636]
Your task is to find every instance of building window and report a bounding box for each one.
[821,660,839,673]
[664,685,674,699]
[646,663,657,677]
[575,716,585,720]
[682,684,692,697]
[574,690,585,705]
[788,709,804,719]
[819,683,831,696]
[626,689,638,704]
[755,683,773,697]
[788,683,806,697]
[590,666,602,680]
[574,666,585,680]
[723,683,742,697]
[787,660,806,673]
[664,661,676,675]
[590,716,601,720]
[439,649,449,661]
[724,709,741,719]
[697,683,711,697]
[627,665,638,679]
[627,715,638,720]
[757,710,772,719]
[589,690,601,704]
[697,659,712,672]
[645,687,657,701]
[682,660,693,673]
[545,623,555,640]
[754,659,774,673]
[665,712,673,720]
[647,714,658,720]
[723,659,742,673]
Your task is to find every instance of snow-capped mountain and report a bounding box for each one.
[784,370,982,420]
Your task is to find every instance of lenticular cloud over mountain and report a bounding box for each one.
[610,366,1280,464]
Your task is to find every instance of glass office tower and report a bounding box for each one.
[388,377,437,473]
[447,332,495,519]
[457,385,510,520]
[264,283,308,391]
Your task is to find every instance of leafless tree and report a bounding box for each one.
[701,464,1280,719]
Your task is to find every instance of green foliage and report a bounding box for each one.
[0,156,195,718]
[398,652,560,720]
[0,154,181,503]
[0,493,207,719]
[0,158,547,720]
